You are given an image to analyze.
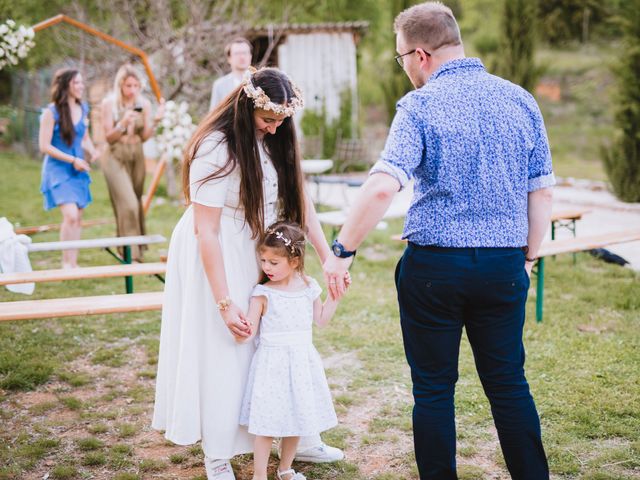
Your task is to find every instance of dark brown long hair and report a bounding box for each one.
[182,68,306,239]
[50,69,80,146]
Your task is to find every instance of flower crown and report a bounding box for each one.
[265,228,305,255]
[242,67,304,117]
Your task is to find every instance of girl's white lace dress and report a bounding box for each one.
[239,278,338,437]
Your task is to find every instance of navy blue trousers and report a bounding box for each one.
[395,244,549,480]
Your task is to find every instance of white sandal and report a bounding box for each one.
[276,468,307,480]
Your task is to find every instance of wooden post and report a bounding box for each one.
[143,159,167,215]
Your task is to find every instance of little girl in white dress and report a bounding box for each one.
[239,221,339,480]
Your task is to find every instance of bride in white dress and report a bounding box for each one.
[152,68,340,480]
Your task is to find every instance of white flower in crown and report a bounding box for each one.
[242,68,303,117]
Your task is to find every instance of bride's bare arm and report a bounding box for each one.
[304,189,331,264]
[193,202,250,338]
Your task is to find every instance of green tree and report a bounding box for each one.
[602,0,640,201]
[494,0,540,92]
[378,0,416,122]
[537,0,623,45]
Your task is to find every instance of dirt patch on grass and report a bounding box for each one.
[12,391,58,408]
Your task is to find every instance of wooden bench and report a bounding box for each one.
[0,291,164,322]
[15,218,112,236]
[550,208,590,240]
[28,234,166,253]
[0,262,166,287]
[27,234,166,293]
[533,228,640,322]
[0,262,167,323]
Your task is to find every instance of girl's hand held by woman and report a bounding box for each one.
[220,302,251,339]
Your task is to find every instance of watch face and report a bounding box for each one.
[332,244,342,256]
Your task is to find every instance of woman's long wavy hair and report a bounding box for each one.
[182,68,306,239]
[50,68,80,146]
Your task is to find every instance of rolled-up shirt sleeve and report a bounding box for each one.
[527,106,555,192]
[370,104,424,191]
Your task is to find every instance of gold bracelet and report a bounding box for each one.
[216,297,232,311]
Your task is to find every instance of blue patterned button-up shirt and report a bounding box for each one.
[370,58,555,247]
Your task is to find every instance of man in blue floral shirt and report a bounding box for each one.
[324,2,552,479]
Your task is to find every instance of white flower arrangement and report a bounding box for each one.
[0,20,36,70]
[155,100,195,164]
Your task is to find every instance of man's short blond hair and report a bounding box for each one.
[394,2,461,50]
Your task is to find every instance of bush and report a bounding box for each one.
[602,0,640,201]
[494,0,542,92]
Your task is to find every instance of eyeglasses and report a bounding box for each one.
[394,48,431,68]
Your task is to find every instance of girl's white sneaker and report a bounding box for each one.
[204,457,236,480]
[276,468,307,480]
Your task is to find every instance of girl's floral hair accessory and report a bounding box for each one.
[242,67,303,117]
[265,228,304,254]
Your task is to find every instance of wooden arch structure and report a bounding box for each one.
[31,14,166,214]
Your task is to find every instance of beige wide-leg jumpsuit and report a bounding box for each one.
[102,113,146,261]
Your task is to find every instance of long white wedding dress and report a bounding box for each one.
[152,131,279,459]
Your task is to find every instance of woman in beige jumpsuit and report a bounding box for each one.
[101,64,164,261]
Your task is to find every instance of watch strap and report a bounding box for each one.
[332,239,356,258]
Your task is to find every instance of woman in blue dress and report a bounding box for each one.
[38,68,100,268]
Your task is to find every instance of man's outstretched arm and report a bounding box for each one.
[323,172,400,298]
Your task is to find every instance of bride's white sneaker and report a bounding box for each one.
[293,442,344,463]
[204,457,236,480]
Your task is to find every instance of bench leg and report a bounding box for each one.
[535,258,545,323]
[570,219,577,264]
[124,246,133,294]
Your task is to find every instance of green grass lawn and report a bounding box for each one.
[0,152,639,479]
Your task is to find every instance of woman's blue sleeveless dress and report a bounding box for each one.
[40,102,92,210]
